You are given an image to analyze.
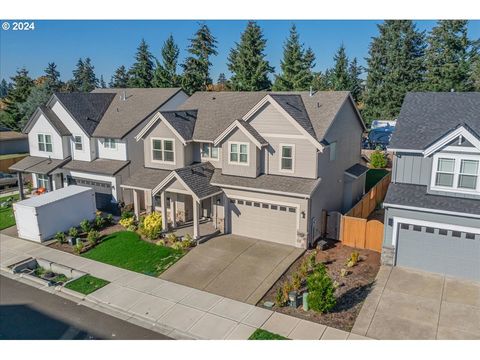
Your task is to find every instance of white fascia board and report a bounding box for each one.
[135,112,161,141]
[214,119,263,148]
[423,126,480,157]
[383,202,480,219]
[387,148,424,154]
[210,182,311,199]
[152,171,199,201]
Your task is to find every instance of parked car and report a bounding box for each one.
[362,126,395,150]
[0,172,18,188]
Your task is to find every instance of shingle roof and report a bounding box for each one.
[237,120,267,146]
[210,169,321,197]
[121,167,171,190]
[175,162,220,199]
[269,94,316,138]
[160,110,197,141]
[384,183,480,216]
[91,88,182,139]
[55,92,115,136]
[345,163,369,178]
[9,156,71,175]
[62,158,130,176]
[389,92,480,151]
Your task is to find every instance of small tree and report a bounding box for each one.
[139,212,163,240]
[370,150,388,168]
[306,264,336,313]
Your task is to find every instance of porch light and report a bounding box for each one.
[301,211,305,219]
[216,198,221,204]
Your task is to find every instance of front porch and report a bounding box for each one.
[168,218,220,243]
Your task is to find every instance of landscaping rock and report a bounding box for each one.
[316,240,329,251]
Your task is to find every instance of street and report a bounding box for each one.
[0,276,171,340]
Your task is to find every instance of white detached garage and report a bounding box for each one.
[14,185,96,242]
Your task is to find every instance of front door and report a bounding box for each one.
[201,198,212,218]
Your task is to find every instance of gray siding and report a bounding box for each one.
[220,128,258,178]
[392,153,432,186]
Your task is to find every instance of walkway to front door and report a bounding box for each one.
[160,235,304,305]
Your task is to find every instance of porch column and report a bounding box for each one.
[17,172,24,200]
[145,190,153,214]
[193,199,200,240]
[48,175,53,192]
[223,193,230,233]
[160,191,167,230]
[170,193,176,227]
[133,189,140,220]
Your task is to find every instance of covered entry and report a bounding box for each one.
[393,218,480,281]
[229,198,298,246]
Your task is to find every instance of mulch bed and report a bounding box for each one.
[259,242,380,332]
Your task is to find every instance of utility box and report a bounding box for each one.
[14,185,96,242]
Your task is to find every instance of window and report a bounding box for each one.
[104,138,117,149]
[37,134,52,152]
[74,135,83,151]
[452,231,461,238]
[329,141,337,161]
[229,142,248,164]
[262,204,269,209]
[254,202,260,207]
[280,145,294,171]
[413,225,422,232]
[426,227,435,234]
[439,229,448,236]
[201,143,219,159]
[151,139,175,163]
[458,160,478,190]
[435,158,455,187]
[37,174,49,189]
[245,201,252,206]
[279,206,287,212]
[466,233,476,240]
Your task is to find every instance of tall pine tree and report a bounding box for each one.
[128,39,155,88]
[0,79,10,98]
[363,20,426,123]
[330,45,350,91]
[424,20,475,92]
[99,75,107,88]
[348,58,364,103]
[72,58,98,92]
[274,25,315,91]
[153,35,181,88]
[227,21,274,91]
[110,65,129,88]
[44,62,62,92]
[2,68,34,130]
[181,24,218,94]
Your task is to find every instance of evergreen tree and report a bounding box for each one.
[44,62,62,91]
[363,20,426,123]
[181,23,218,94]
[227,21,274,91]
[2,68,34,130]
[18,82,51,128]
[99,75,107,88]
[330,45,350,91]
[311,71,332,91]
[217,73,227,86]
[472,56,480,91]
[424,20,475,91]
[348,57,364,103]
[0,79,10,98]
[128,39,155,88]
[109,65,129,88]
[72,57,98,92]
[273,25,315,91]
[153,35,181,88]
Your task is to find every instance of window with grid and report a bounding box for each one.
[229,143,248,164]
[435,158,455,187]
[37,174,49,189]
[201,143,219,159]
[38,134,52,152]
[281,145,293,170]
[152,139,174,162]
[74,135,83,150]
[458,159,478,190]
[104,138,117,149]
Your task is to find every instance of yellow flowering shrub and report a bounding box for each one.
[140,212,163,240]
[119,216,136,230]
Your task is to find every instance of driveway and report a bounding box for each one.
[352,266,480,340]
[160,235,304,305]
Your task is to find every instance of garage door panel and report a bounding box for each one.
[397,223,480,281]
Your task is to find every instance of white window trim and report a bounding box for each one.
[430,152,480,195]
[201,142,219,160]
[151,137,176,164]
[73,135,84,152]
[37,174,49,189]
[279,143,295,173]
[37,133,53,153]
[104,138,117,150]
[228,141,249,166]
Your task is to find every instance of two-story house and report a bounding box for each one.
[121,91,367,248]
[10,88,188,213]
[383,92,480,281]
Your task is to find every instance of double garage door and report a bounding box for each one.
[69,177,117,214]
[396,220,480,281]
[229,198,298,246]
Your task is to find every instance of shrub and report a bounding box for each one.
[94,215,105,229]
[308,251,317,270]
[55,232,66,244]
[87,230,100,246]
[121,210,134,220]
[73,241,84,254]
[281,280,293,301]
[307,264,336,313]
[182,233,195,248]
[298,260,309,278]
[292,272,302,291]
[105,213,114,225]
[171,242,183,251]
[139,212,162,240]
[346,251,360,268]
[166,232,178,243]
[119,216,136,230]
[80,219,90,233]
[156,239,166,247]
[68,227,79,238]
[275,288,285,307]
[370,150,388,169]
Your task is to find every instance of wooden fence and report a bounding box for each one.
[0,155,27,173]
[339,172,391,253]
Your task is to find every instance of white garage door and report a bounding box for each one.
[229,198,298,246]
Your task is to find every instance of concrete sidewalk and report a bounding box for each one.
[0,234,369,340]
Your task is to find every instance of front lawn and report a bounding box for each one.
[365,169,389,192]
[81,231,184,276]
[0,194,19,230]
[248,329,288,340]
[65,275,110,295]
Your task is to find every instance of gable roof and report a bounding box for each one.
[54,92,115,136]
[9,155,71,175]
[159,110,197,142]
[389,92,480,151]
[91,88,183,139]
[269,94,316,139]
[214,119,268,148]
[22,104,71,136]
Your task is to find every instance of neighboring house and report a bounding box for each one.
[383,92,480,281]
[122,91,367,248]
[0,129,29,155]
[10,88,188,213]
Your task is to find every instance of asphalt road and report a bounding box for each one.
[0,275,171,340]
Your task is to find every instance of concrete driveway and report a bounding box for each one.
[352,266,480,340]
[160,235,304,305]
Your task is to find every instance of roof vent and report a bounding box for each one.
[122,90,127,101]
[309,86,313,97]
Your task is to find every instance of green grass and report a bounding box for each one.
[248,329,289,340]
[65,275,110,295]
[0,193,19,230]
[365,169,389,192]
[81,231,184,276]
